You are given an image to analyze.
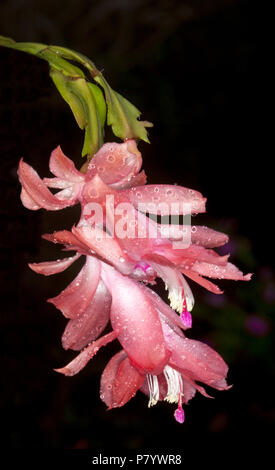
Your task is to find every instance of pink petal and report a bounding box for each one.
[182,269,223,294]
[156,225,228,248]
[86,140,142,187]
[43,177,72,189]
[49,146,84,183]
[101,263,170,375]
[111,357,145,408]
[139,284,186,332]
[72,225,135,275]
[29,253,80,276]
[100,350,127,407]
[105,203,165,260]
[164,245,229,267]
[42,230,90,254]
[20,188,40,210]
[53,185,81,202]
[161,320,230,390]
[48,256,101,318]
[179,372,214,399]
[114,170,147,189]
[182,380,197,404]
[54,330,118,376]
[81,174,113,206]
[191,226,229,248]
[118,185,206,215]
[18,159,75,211]
[191,261,252,281]
[62,281,111,350]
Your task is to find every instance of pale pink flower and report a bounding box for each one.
[20,141,249,423]
[43,261,230,423]
[19,141,225,326]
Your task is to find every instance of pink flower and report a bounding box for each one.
[37,256,230,423]
[20,141,248,423]
[18,140,205,214]
[18,140,144,210]
[22,141,251,333]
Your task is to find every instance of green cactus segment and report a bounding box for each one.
[0,35,152,160]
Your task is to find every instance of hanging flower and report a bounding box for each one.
[21,142,251,332]
[48,261,230,423]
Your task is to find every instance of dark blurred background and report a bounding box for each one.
[0,0,272,458]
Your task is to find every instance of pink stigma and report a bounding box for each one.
[180,308,192,328]
[174,406,185,424]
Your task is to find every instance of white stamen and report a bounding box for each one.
[165,277,194,313]
[166,284,184,313]
[163,365,183,404]
[146,374,160,407]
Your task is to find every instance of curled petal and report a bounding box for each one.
[100,350,127,407]
[18,159,77,211]
[55,330,118,376]
[62,281,111,350]
[29,253,80,276]
[111,357,145,408]
[49,146,84,183]
[101,354,145,409]
[20,188,40,210]
[48,256,101,318]
[191,261,252,281]
[118,185,206,215]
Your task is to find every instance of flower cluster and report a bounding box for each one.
[18,140,251,423]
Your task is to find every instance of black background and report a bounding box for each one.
[0,0,272,462]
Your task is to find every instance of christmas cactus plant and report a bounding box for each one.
[0,35,251,424]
